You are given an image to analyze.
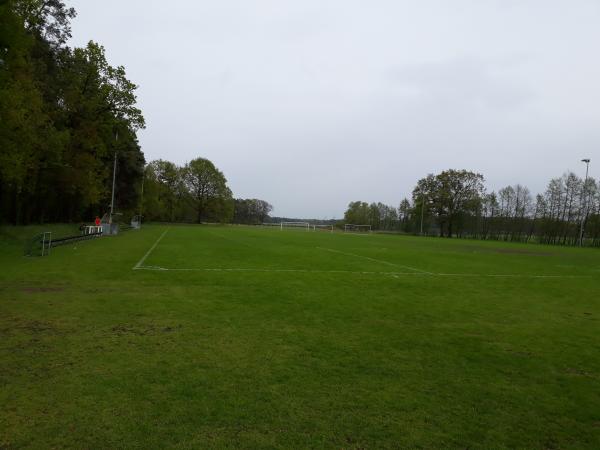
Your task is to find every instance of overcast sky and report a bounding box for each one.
[69,0,600,218]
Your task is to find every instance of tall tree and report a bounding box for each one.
[148,160,180,221]
[413,170,485,237]
[183,158,232,223]
[344,201,370,226]
[233,199,273,224]
[0,2,145,224]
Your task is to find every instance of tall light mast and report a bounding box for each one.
[109,131,118,225]
[579,158,591,246]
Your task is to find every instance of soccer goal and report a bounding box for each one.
[312,224,334,233]
[344,224,372,233]
[24,231,52,257]
[280,222,310,231]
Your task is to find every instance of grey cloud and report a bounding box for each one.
[388,58,535,110]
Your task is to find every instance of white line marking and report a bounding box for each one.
[133,266,427,275]
[133,229,169,270]
[132,265,592,279]
[316,246,432,274]
[436,273,592,279]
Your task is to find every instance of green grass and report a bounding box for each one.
[1,224,600,449]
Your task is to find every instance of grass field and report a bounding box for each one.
[1,224,600,449]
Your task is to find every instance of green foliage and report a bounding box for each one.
[12,0,76,46]
[0,2,144,224]
[413,169,486,237]
[140,158,252,224]
[233,198,273,224]
[351,169,600,246]
[143,160,182,222]
[344,201,370,225]
[0,2,248,227]
[343,201,400,231]
[183,157,233,223]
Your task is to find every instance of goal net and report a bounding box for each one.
[312,224,334,233]
[344,224,372,233]
[280,222,310,231]
[24,232,52,257]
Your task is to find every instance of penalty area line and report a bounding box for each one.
[133,265,593,279]
[134,266,428,276]
[132,228,170,270]
[136,266,593,279]
[436,273,592,279]
[316,246,433,275]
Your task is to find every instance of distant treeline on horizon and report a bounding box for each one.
[342,169,600,247]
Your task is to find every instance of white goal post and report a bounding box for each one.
[344,224,372,233]
[280,222,310,231]
[312,224,334,233]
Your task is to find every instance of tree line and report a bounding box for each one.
[1,0,144,224]
[142,159,272,224]
[344,169,600,247]
[0,1,272,226]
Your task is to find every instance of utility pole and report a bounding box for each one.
[579,158,591,246]
[110,131,118,224]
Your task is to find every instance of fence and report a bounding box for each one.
[24,229,103,256]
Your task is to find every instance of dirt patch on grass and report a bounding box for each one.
[21,286,65,293]
[565,367,596,378]
[505,348,535,358]
[110,324,182,336]
[458,245,554,256]
[0,318,64,338]
[22,320,58,334]
[493,248,554,256]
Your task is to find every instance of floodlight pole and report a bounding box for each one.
[140,164,146,219]
[109,131,118,224]
[579,158,591,246]
[420,193,425,235]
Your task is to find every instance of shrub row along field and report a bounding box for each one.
[1,225,600,448]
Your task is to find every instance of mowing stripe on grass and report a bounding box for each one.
[133,228,169,270]
[316,246,433,275]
